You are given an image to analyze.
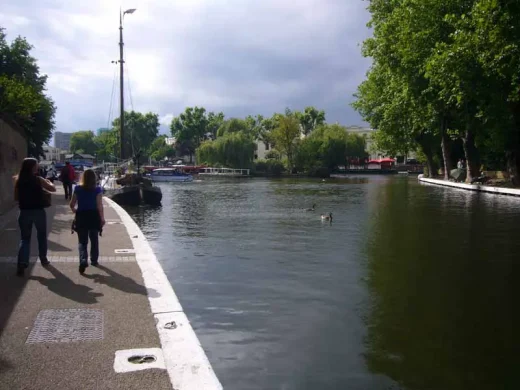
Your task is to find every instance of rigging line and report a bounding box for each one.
[124,62,135,112]
[106,65,118,130]
[123,59,136,156]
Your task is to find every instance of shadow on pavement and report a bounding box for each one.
[29,265,104,304]
[0,356,13,374]
[47,239,73,253]
[0,264,35,336]
[83,264,158,297]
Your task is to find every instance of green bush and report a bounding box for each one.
[254,159,285,176]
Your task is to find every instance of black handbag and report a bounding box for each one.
[42,190,52,208]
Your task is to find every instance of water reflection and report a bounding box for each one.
[124,177,517,389]
[366,180,517,390]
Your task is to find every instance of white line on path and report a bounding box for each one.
[104,198,223,390]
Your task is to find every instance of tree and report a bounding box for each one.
[295,106,326,136]
[148,135,175,162]
[112,111,160,159]
[346,133,368,162]
[0,28,56,157]
[70,130,97,155]
[468,0,520,184]
[270,114,301,171]
[295,124,368,172]
[217,118,249,138]
[353,0,468,178]
[196,131,256,168]
[95,129,118,162]
[206,111,225,140]
[170,107,209,162]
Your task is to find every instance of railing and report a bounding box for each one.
[198,167,250,176]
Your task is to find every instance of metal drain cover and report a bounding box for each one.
[26,309,104,344]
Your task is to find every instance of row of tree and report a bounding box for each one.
[70,105,367,174]
[70,111,162,162]
[183,107,367,172]
[353,0,520,185]
[0,28,55,157]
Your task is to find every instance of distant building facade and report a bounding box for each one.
[42,145,62,163]
[54,131,72,151]
[254,140,273,160]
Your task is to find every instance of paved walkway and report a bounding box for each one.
[0,189,172,389]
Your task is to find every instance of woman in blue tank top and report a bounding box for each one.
[69,169,105,274]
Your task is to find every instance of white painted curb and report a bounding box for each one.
[104,197,223,390]
[418,177,520,197]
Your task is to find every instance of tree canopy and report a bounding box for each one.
[354,0,520,184]
[70,131,97,155]
[0,27,56,157]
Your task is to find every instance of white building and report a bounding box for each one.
[165,137,176,146]
[42,145,62,163]
[254,140,273,160]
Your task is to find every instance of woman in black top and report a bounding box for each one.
[14,158,56,276]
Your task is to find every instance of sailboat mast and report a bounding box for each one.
[119,10,125,161]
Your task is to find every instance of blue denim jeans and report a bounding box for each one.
[77,229,99,265]
[17,209,47,268]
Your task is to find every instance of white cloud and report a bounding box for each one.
[0,0,371,134]
[159,114,174,126]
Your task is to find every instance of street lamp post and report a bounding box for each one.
[118,8,136,161]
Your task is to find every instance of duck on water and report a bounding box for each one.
[321,212,333,221]
[305,203,317,212]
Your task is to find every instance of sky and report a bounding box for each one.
[0,0,372,137]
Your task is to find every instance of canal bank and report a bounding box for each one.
[104,197,222,390]
[0,188,221,390]
[418,176,520,197]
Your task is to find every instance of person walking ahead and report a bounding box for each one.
[14,158,57,276]
[60,161,75,200]
[70,169,105,274]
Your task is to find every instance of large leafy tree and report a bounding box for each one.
[148,135,175,162]
[95,129,118,162]
[197,132,256,169]
[206,111,225,140]
[0,27,56,157]
[170,106,209,162]
[70,130,97,155]
[270,114,301,171]
[295,106,326,136]
[469,0,520,184]
[112,111,160,159]
[295,124,367,172]
[353,0,474,179]
[217,118,249,138]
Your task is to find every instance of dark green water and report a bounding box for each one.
[127,176,517,390]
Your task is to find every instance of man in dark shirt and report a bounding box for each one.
[60,162,75,200]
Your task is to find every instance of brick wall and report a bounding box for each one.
[0,117,27,215]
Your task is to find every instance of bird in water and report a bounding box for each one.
[305,203,316,212]
[321,212,333,221]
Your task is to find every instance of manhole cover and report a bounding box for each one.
[26,309,104,344]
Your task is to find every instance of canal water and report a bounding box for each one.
[126,176,517,390]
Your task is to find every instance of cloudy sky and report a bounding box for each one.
[1,0,372,137]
